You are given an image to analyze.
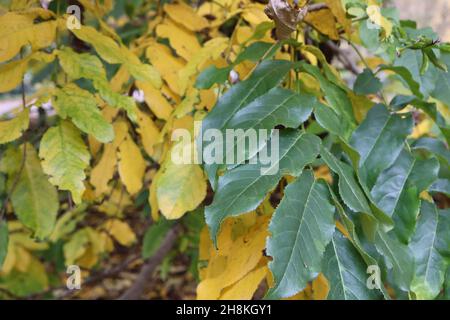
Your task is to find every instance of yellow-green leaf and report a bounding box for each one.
[39,121,91,204]
[0,109,29,144]
[53,84,114,143]
[0,144,59,239]
[156,144,207,220]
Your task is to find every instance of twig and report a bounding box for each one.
[118,225,181,300]
[306,3,328,12]
[27,252,141,299]
[325,41,360,75]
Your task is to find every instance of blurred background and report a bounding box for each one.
[394,0,450,41]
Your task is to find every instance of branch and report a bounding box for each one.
[325,41,360,75]
[306,3,328,12]
[118,225,181,300]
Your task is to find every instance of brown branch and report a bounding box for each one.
[306,3,328,12]
[325,41,360,75]
[118,225,181,300]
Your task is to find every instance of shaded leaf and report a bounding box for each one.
[410,201,450,300]
[266,170,335,299]
[350,104,413,188]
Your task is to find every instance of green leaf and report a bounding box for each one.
[412,137,450,166]
[228,88,315,130]
[410,201,450,300]
[205,164,280,246]
[371,149,439,243]
[299,63,355,138]
[0,109,29,144]
[266,170,335,299]
[57,47,138,122]
[39,121,91,204]
[0,257,48,297]
[314,103,346,138]
[142,220,174,259]
[429,179,450,196]
[350,104,413,189]
[379,64,423,98]
[195,65,231,89]
[274,131,321,177]
[201,60,292,133]
[322,232,383,300]
[374,229,414,292]
[353,68,382,95]
[431,51,450,106]
[234,41,277,64]
[2,144,59,239]
[445,267,450,300]
[201,60,291,186]
[71,26,161,88]
[223,88,315,165]
[53,84,114,143]
[205,130,321,244]
[320,146,372,214]
[389,94,415,111]
[0,220,8,269]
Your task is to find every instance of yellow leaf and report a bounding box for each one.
[149,168,162,221]
[349,93,375,124]
[156,19,201,61]
[314,165,333,184]
[136,109,161,157]
[164,2,209,32]
[241,4,271,26]
[110,65,130,92]
[146,41,186,95]
[173,88,199,118]
[366,4,392,38]
[305,9,339,40]
[324,0,351,36]
[103,219,136,247]
[219,265,268,300]
[178,37,229,95]
[196,214,270,299]
[135,80,173,120]
[97,184,133,217]
[118,134,146,195]
[71,24,161,87]
[0,13,56,63]
[312,273,330,300]
[0,109,29,144]
[0,57,27,93]
[156,148,207,219]
[410,118,433,139]
[198,89,217,111]
[90,121,128,196]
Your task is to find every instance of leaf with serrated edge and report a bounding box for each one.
[205,130,321,244]
[266,170,335,299]
[53,84,114,143]
[350,104,413,189]
[201,60,291,187]
[322,232,383,300]
[410,201,450,300]
[4,144,58,239]
[371,149,439,243]
[374,229,414,292]
[39,121,90,204]
[320,146,372,214]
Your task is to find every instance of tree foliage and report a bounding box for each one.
[0,0,449,300]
